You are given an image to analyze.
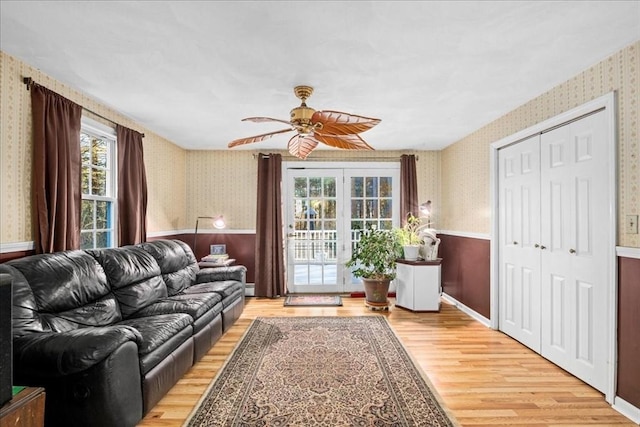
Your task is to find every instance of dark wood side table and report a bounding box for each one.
[0,387,45,427]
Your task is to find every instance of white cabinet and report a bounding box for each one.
[395,259,442,312]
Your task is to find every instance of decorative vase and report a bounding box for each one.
[402,245,420,261]
[362,278,391,309]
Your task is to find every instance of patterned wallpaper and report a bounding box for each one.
[441,41,639,248]
[3,41,637,246]
[186,151,257,230]
[0,51,187,243]
[186,149,441,231]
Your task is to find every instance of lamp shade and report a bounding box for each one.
[212,216,226,229]
[419,200,431,216]
[194,215,226,255]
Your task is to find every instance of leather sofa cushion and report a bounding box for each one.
[2,252,118,334]
[118,313,193,374]
[13,325,141,377]
[221,289,245,309]
[135,292,223,322]
[183,280,244,299]
[139,327,193,375]
[196,265,246,284]
[138,240,198,295]
[0,264,45,334]
[119,313,191,357]
[41,294,122,332]
[90,246,167,318]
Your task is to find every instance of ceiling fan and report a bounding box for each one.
[227,85,381,159]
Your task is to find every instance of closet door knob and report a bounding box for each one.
[569,248,576,254]
[534,244,540,248]
[540,245,547,250]
[513,241,518,245]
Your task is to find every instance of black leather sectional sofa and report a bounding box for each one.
[0,239,245,427]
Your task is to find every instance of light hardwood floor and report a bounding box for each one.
[138,297,635,426]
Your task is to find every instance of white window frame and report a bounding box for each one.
[80,117,118,249]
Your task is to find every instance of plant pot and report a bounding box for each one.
[362,278,391,309]
[402,245,420,261]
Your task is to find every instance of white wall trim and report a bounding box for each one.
[441,293,491,328]
[0,241,34,253]
[437,230,491,240]
[617,246,640,259]
[147,229,192,237]
[1,230,259,252]
[147,229,257,238]
[613,396,640,424]
[490,91,618,403]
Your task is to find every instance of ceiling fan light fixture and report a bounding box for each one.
[290,104,316,132]
[228,85,381,159]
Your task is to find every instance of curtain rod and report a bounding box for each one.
[252,153,419,161]
[23,77,145,138]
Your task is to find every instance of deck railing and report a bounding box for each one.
[289,230,364,261]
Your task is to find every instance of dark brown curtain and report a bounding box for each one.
[400,154,419,225]
[254,153,285,297]
[117,125,148,245]
[31,84,83,254]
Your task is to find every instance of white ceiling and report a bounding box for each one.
[1,1,639,152]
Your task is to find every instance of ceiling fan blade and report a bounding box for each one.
[313,133,375,151]
[241,117,293,126]
[228,128,293,148]
[288,135,319,160]
[312,110,381,135]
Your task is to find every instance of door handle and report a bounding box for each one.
[540,245,546,250]
[534,243,540,248]
[513,241,518,245]
[569,248,576,254]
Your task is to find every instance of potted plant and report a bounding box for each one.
[395,213,423,261]
[346,226,402,309]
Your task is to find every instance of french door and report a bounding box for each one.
[284,163,400,293]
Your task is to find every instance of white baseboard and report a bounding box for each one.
[613,396,640,424]
[245,283,255,297]
[441,293,492,328]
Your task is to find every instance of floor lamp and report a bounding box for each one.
[193,215,226,257]
[419,200,432,228]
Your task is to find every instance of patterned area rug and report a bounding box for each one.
[184,316,458,426]
[283,295,343,307]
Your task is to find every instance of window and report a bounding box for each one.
[80,118,117,249]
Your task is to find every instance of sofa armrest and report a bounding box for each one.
[14,325,142,377]
[196,265,246,284]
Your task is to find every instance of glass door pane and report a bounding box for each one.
[344,169,400,291]
[286,169,343,293]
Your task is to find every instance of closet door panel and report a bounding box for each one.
[498,136,541,351]
[566,112,609,392]
[540,110,609,393]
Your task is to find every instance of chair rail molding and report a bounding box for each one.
[616,246,640,259]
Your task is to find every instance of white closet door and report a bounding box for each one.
[499,135,541,351]
[540,110,609,392]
